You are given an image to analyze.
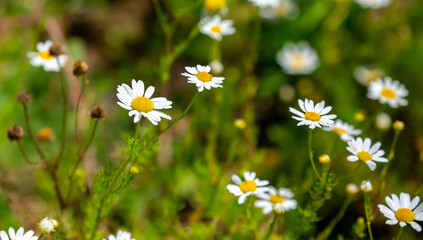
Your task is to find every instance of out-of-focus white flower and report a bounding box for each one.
[248,0,279,8]
[289,99,336,129]
[39,217,58,234]
[346,183,359,195]
[360,180,373,192]
[181,65,225,92]
[353,66,384,86]
[367,77,408,108]
[26,40,68,72]
[260,0,299,20]
[378,193,423,232]
[323,119,362,142]
[199,15,235,41]
[278,84,296,102]
[375,112,392,131]
[346,137,388,171]
[226,172,269,204]
[103,230,135,240]
[0,227,38,240]
[254,187,297,214]
[209,60,224,75]
[276,41,319,75]
[354,0,390,9]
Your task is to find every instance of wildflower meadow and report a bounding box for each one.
[2,0,423,239]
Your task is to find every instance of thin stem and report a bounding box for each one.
[308,129,324,183]
[317,195,352,240]
[394,227,404,240]
[378,129,401,194]
[264,214,279,240]
[16,140,40,165]
[363,193,374,240]
[39,233,44,240]
[361,104,387,133]
[74,74,88,150]
[55,57,68,166]
[22,103,48,165]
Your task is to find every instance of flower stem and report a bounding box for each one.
[55,57,68,166]
[363,192,374,240]
[317,195,352,240]
[22,103,47,165]
[74,74,88,151]
[394,227,404,240]
[16,140,40,165]
[308,129,323,183]
[264,214,279,240]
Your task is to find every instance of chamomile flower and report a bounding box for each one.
[354,0,390,9]
[289,99,337,129]
[346,137,388,171]
[39,217,58,234]
[260,0,299,20]
[26,40,68,72]
[226,172,269,204]
[0,227,38,240]
[116,80,172,125]
[248,0,279,8]
[378,193,423,232]
[254,187,297,214]
[276,41,319,75]
[367,77,408,108]
[199,15,235,41]
[103,230,135,240]
[323,119,362,142]
[353,66,384,86]
[360,180,373,192]
[181,65,225,92]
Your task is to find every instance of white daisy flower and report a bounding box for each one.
[289,99,337,129]
[276,41,319,75]
[116,79,172,125]
[346,137,388,171]
[254,187,297,214]
[354,0,390,9]
[26,40,68,72]
[353,66,384,86]
[323,119,362,142]
[260,0,299,20]
[248,0,279,8]
[103,230,135,240]
[199,15,235,41]
[38,217,57,234]
[181,65,225,92]
[226,171,269,204]
[378,193,423,232]
[0,227,38,240]
[367,77,408,108]
[360,180,373,192]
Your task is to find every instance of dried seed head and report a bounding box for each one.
[73,60,89,76]
[8,125,25,141]
[91,105,108,120]
[17,91,33,104]
[49,42,65,56]
[37,127,55,142]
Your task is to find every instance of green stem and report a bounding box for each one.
[361,104,387,133]
[264,214,279,240]
[317,195,352,240]
[308,129,323,183]
[74,74,88,150]
[394,227,404,240]
[55,57,68,166]
[363,193,374,240]
[16,140,40,165]
[22,103,48,165]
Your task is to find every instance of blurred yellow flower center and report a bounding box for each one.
[291,54,305,70]
[304,112,321,121]
[211,25,221,33]
[205,0,226,12]
[332,127,347,134]
[357,151,372,162]
[270,194,285,204]
[395,208,415,222]
[39,51,54,60]
[239,180,257,193]
[196,72,213,82]
[380,88,396,99]
[131,97,154,113]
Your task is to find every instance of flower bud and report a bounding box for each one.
[375,112,391,131]
[130,166,139,174]
[49,42,65,56]
[204,0,226,12]
[90,105,108,120]
[234,118,246,129]
[346,183,359,195]
[393,121,404,131]
[37,127,55,142]
[354,110,366,122]
[73,60,89,76]
[318,154,330,164]
[7,125,25,141]
[17,91,33,104]
[360,180,373,192]
[38,217,57,234]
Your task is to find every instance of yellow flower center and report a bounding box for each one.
[270,194,285,204]
[239,180,257,193]
[304,112,321,122]
[211,25,221,33]
[332,127,347,134]
[290,54,305,70]
[196,72,213,82]
[204,0,226,12]
[131,97,154,113]
[380,88,396,99]
[395,208,415,222]
[357,151,372,162]
[39,51,54,60]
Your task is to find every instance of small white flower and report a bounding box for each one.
[367,77,408,108]
[323,119,362,142]
[289,99,337,129]
[375,112,392,131]
[26,40,68,72]
[226,171,269,204]
[248,0,279,8]
[199,15,235,41]
[181,65,225,92]
[276,41,319,75]
[0,227,38,240]
[346,137,388,171]
[116,80,172,125]
[378,193,423,232]
[353,66,384,86]
[254,187,297,214]
[260,0,299,20]
[209,60,224,75]
[103,230,135,240]
[39,217,57,234]
[346,183,359,195]
[360,180,373,192]
[354,0,390,9]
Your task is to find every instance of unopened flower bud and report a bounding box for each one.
[393,121,404,131]
[318,154,330,164]
[354,110,366,122]
[37,127,55,142]
[360,180,373,192]
[204,0,226,12]
[8,125,25,141]
[38,217,57,234]
[130,166,139,174]
[73,60,89,76]
[346,183,359,195]
[49,43,65,56]
[234,118,246,129]
[17,91,33,104]
[90,105,108,120]
[357,217,365,224]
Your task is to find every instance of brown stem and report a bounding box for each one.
[55,57,69,167]
[22,103,48,165]
[16,140,41,165]
[74,75,88,150]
